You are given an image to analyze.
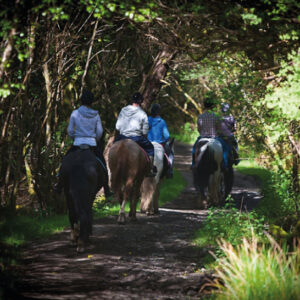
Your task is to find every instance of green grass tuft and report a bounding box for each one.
[158,169,186,206]
[213,235,300,300]
[0,214,69,246]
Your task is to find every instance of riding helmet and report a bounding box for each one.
[221,103,230,113]
[150,103,161,116]
[81,89,95,105]
[132,92,144,104]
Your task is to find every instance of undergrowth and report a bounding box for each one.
[212,235,300,300]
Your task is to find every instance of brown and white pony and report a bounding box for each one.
[108,139,149,224]
[140,138,174,215]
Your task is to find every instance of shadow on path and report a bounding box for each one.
[9,141,262,300]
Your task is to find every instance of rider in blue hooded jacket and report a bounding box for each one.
[148,103,173,178]
[148,103,170,145]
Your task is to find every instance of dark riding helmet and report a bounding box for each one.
[81,89,95,105]
[132,92,144,104]
[203,91,217,109]
[150,103,161,116]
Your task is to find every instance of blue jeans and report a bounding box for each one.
[216,137,231,168]
[192,136,231,168]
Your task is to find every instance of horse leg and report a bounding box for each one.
[208,174,215,206]
[153,181,161,214]
[66,193,79,246]
[129,184,140,222]
[141,178,155,215]
[118,197,127,224]
[77,208,89,253]
[208,171,221,206]
[140,179,150,214]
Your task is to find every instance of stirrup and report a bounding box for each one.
[146,172,157,178]
[146,168,157,178]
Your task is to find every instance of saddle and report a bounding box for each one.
[71,144,108,172]
[194,138,212,169]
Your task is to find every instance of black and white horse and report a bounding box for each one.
[192,138,224,207]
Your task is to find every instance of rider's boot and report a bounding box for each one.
[103,170,113,199]
[232,148,240,165]
[53,177,63,194]
[146,156,157,177]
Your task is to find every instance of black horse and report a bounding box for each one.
[60,147,106,252]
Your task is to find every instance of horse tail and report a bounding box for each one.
[110,156,125,192]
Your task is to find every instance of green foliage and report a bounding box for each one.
[241,8,262,26]
[214,235,300,300]
[237,163,299,223]
[0,213,69,246]
[173,123,198,144]
[158,169,186,207]
[262,50,300,143]
[193,199,266,258]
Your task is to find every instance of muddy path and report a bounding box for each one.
[11,142,262,300]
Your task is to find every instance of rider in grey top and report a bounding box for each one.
[68,105,103,146]
[116,104,149,137]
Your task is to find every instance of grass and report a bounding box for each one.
[212,235,300,300]
[0,213,69,246]
[158,168,186,206]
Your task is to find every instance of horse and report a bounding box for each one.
[108,139,149,224]
[59,147,106,252]
[140,138,175,215]
[192,138,224,207]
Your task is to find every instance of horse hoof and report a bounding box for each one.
[130,217,137,222]
[70,240,77,247]
[118,213,126,224]
[77,246,85,253]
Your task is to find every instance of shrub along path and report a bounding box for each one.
[12,142,262,300]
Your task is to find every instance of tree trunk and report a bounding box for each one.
[0,27,17,80]
[140,48,177,110]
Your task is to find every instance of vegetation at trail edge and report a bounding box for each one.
[0,0,299,298]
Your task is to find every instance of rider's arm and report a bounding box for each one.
[162,120,170,142]
[197,116,202,134]
[141,112,149,136]
[115,109,124,132]
[67,111,76,140]
[95,114,103,141]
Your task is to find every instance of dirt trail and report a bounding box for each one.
[11,142,262,300]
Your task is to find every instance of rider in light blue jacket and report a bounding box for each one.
[148,104,170,144]
[148,103,173,178]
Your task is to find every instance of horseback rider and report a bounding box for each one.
[54,89,111,197]
[192,91,222,168]
[148,103,173,178]
[220,103,240,165]
[114,92,157,177]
